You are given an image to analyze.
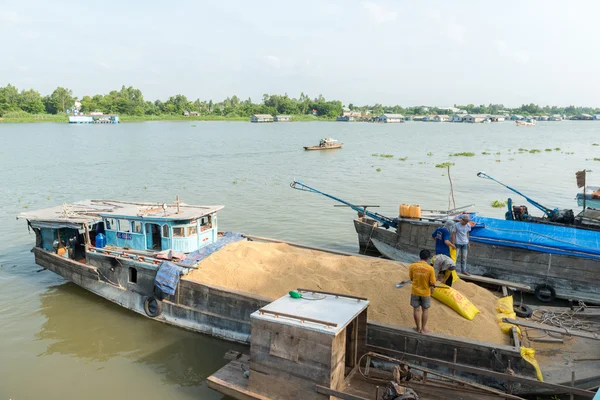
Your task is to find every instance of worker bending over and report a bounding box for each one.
[409,249,436,334]
[431,254,456,287]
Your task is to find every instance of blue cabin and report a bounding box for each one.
[18,200,224,259]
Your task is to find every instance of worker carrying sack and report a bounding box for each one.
[432,284,480,320]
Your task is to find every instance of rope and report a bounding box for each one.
[531,306,600,334]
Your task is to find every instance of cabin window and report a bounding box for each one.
[173,226,185,237]
[132,221,142,233]
[187,226,198,236]
[129,267,137,283]
[162,224,170,238]
[200,216,212,231]
[105,218,117,230]
[118,219,131,232]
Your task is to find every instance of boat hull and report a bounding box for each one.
[354,217,600,304]
[303,144,343,151]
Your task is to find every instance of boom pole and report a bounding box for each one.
[290,180,397,228]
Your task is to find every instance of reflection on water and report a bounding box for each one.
[36,282,243,393]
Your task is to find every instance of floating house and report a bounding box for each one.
[342,110,362,118]
[463,114,489,123]
[510,115,524,121]
[68,114,119,124]
[274,115,291,122]
[250,114,274,123]
[336,115,354,122]
[549,114,563,121]
[379,113,404,123]
[572,114,593,120]
[489,115,505,122]
[537,115,549,121]
[433,114,449,122]
[449,114,466,122]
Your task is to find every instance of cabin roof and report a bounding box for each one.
[17,200,224,225]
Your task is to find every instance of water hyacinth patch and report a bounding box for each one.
[435,162,455,168]
[452,152,476,157]
[491,200,507,208]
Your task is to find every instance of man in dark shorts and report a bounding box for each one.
[409,249,436,333]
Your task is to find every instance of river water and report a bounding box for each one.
[1,120,598,399]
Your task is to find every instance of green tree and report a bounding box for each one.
[18,89,45,114]
[45,87,74,114]
[0,84,20,114]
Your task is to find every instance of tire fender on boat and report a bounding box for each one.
[513,303,533,318]
[143,296,163,317]
[534,284,556,303]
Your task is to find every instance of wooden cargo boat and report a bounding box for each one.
[304,137,343,151]
[17,200,600,398]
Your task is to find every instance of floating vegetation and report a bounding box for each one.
[509,158,515,161]
[518,148,528,152]
[23,204,29,209]
[435,162,455,168]
[565,152,575,155]
[594,158,600,162]
[529,149,541,154]
[495,152,501,155]
[495,160,501,162]
[143,186,147,190]
[427,152,433,156]
[481,152,491,155]
[46,196,51,200]
[491,200,507,208]
[376,168,382,172]
[586,169,593,172]
[380,154,394,158]
[191,124,197,127]
[554,148,561,151]
[418,162,425,165]
[232,180,237,184]
[371,153,378,157]
[452,152,476,157]
[544,148,552,152]
[398,157,408,161]
[593,143,599,146]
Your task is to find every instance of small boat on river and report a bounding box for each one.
[516,118,536,126]
[304,137,343,151]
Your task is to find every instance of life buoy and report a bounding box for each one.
[143,296,163,317]
[513,303,533,318]
[534,284,556,303]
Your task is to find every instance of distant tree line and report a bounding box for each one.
[1,84,599,118]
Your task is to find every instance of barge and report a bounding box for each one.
[17,200,600,398]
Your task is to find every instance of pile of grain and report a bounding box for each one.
[185,241,507,345]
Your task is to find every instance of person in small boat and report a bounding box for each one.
[409,249,436,334]
[430,254,456,287]
[452,215,472,275]
[431,220,456,257]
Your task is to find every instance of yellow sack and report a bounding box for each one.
[521,347,543,382]
[496,295,514,314]
[432,284,480,320]
[496,312,521,335]
[449,246,457,263]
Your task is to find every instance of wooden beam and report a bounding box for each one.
[297,288,368,301]
[503,318,600,341]
[457,274,532,292]
[366,345,596,398]
[314,385,370,400]
[510,327,520,349]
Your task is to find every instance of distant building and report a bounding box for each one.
[450,114,467,122]
[549,114,563,121]
[594,115,600,120]
[433,115,449,122]
[572,113,593,120]
[190,111,200,116]
[537,115,549,121]
[251,114,274,123]
[379,113,404,123]
[510,115,524,121]
[183,110,190,116]
[488,115,505,122]
[412,116,425,122]
[337,115,354,122]
[274,115,291,122]
[423,115,436,122]
[438,107,460,113]
[463,114,489,123]
[342,110,362,118]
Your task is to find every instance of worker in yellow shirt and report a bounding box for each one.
[409,249,436,334]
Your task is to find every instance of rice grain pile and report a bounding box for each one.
[185,241,507,345]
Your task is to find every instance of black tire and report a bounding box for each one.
[534,284,556,303]
[143,296,163,317]
[514,303,533,318]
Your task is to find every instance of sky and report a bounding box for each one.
[1,0,599,107]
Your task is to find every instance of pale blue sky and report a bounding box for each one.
[1,0,599,106]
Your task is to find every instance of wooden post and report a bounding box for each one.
[570,370,575,400]
[452,348,457,376]
[176,195,181,214]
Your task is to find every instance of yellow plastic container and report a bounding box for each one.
[409,204,421,219]
[399,204,411,218]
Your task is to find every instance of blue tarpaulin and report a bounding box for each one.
[466,215,600,261]
[179,232,245,267]
[155,262,188,296]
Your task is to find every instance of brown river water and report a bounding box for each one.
[1,120,598,399]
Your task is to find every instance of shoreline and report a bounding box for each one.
[0,114,335,123]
